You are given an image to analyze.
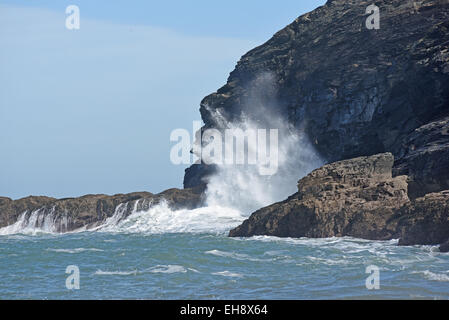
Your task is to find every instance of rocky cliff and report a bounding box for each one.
[229,153,407,240]
[184,0,449,199]
[229,153,449,251]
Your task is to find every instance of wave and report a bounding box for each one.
[212,271,244,278]
[239,235,400,249]
[96,201,245,235]
[205,249,269,262]
[47,248,104,254]
[94,265,190,276]
[94,270,138,276]
[412,270,449,282]
[148,265,187,274]
[0,73,322,237]
[0,200,246,236]
[0,208,62,236]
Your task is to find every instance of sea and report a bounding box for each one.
[0,202,448,300]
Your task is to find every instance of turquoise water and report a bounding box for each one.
[1,232,448,299]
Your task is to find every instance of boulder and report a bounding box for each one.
[229,153,409,240]
[395,191,449,246]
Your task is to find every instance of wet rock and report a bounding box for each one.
[393,116,449,199]
[395,191,449,247]
[0,196,56,229]
[230,153,449,251]
[0,187,204,233]
[229,153,409,240]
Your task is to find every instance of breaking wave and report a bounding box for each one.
[0,200,246,236]
[0,208,65,236]
[96,201,245,235]
[199,72,324,214]
[212,271,244,278]
[0,73,323,236]
[412,270,449,282]
[47,248,104,254]
[94,265,190,276]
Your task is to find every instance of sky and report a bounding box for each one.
[0,0,326,200]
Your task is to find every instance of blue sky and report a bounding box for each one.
[0,0,325,199]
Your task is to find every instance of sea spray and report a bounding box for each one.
[202,72,324,214]
[0,72,324,235]
[96,200,245,234]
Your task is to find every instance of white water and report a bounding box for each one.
[0,207,63,235]
[0,200,246,235]
[202,72,323,214]
[204,125,322,214]
[97,200,245,234]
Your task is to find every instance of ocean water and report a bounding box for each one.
[0,203,448,300]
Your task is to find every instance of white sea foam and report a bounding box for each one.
[0,74,323,237]
[212,271,244,278]
[0,209,59,236]
[303,256,351,266]
[0,199,247,236]
[205,249,268,262]
[94,265,191,276]
[94,270,138,276]
[413,270,449,282]
[148,265,187,274]
[97,201,245,235]
[241,235,400,248]
[47,248,104,254]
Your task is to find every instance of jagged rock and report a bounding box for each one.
[184,0,449,198]
[393,116,449,199]
[183,164,216,189]
[229,153,449,251]
[395,191,449,246]
[0,187,204,233]
[158,186,206,210]
[229,153,409,239]
[0,196,56,229]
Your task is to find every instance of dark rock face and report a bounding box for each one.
[229,153,409,240]
[393,116,449,199]
[184,0,449,198]
[0,187,204,233]
[395,191,449,246]
[183,164,216,189]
